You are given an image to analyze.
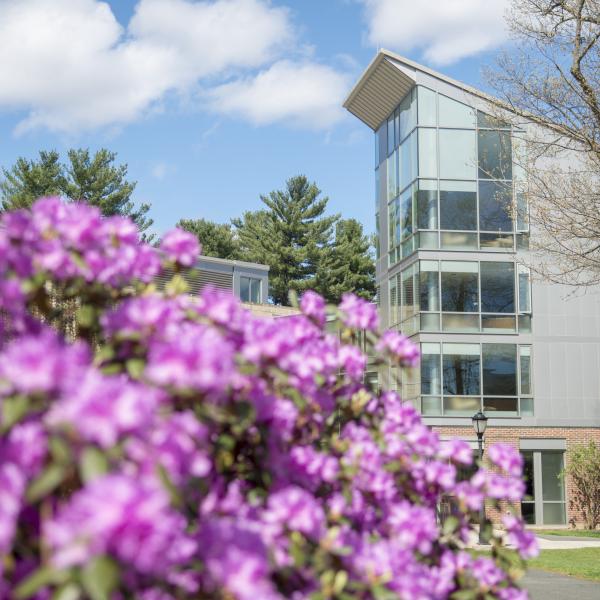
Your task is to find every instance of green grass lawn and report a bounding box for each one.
[533,529,600,538]
[528,548,600,581]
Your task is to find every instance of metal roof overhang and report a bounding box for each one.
[343,54,416,131]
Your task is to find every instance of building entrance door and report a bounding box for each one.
[521,450,566,525]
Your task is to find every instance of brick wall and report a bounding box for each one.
[432,425,600,528]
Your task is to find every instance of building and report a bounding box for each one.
[158,255,269,308]
[344,50,600,526]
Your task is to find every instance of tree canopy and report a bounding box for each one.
[1,148,153,237]
[177,218,240,260]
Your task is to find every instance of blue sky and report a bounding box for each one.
[0,0,510,237]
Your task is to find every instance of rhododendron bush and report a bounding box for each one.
[0,198,536,599]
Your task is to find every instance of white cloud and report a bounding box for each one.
[0,0,301,133]
[204,60,350,129]
[151,161,173,180]
[360,0,509,65]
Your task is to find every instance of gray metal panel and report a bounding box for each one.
[520,438,566,451]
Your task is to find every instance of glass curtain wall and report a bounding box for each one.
[420,342,533,417]
[378,86,529,267]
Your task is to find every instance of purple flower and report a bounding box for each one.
[288,445,339,489]
[439,439,474,465]
[300,291,326,327]
[160,229,200,266]
[488,443,523,478]
[264,486,326,540]
[47,370,162,448]
[338,344,367,380]
[387,501,438,554]
[503,513,539,559]
[471,556,505,589]
[0,463,25,557]
[146,323,234,394]
[46,474,196,575]
[376,330,420,367]
[338,293,379,331]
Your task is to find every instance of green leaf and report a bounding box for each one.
[26,463,66,503]
[79,447,109,483]
[442,515,460,536]
[333,570,348,594]
[14,566,68,598]
[156,463,183,508]
[165,274,189,295]
[126,359,145,379]
[76,304,95,328]
[52,583,82,600]
[450,590,478,600]
[50,436,72,465]
[80,556,120,600]
[372,584,397,600]
[2,395,31,431]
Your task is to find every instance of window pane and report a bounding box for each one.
[421,350,441,395]
[387,150,398,201]
[478,130,512,179]
[440,231,478,249]
[483,397,518,416]
[480,233,514,249]
[418,87,437,126]
[387,115,395,155]
[441,263,478,312]
[522,452,535,500]
[481,262,515,313]
[438,94,476,128]
[400,132,417,190]
[479,181,513,231]
[520,346,532,395]
[419,263,439,311]
[250,279,261,303]
[399,90,416,140]
[440,181,477,230]
[421,312,440,331]
[443,396,481,415]
[416,180,437,230]
[516,187,529,231]
[543,503,566,525]
[439,129,477,179]
[482,343,517,396]
[240,277,250,302]
[389,277,398,325]
[422,396,442,416]
[442,344,480,396]
[481,315,516,332]
[442,313,479,332]
[518,266,531,312]
[419,231,439,249]
[401,266,415,321]
[542,452,565,501]
[400,187,413,240]
[477,111,510,129]
[521,503,535,524]
[519,314,532,333]
[377,123,387,165]
[418,128,437,178]
[521,397,534,416]
[240,277,260,303]
[394,109,400,148]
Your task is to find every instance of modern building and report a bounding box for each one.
[344,50,600,526]
[157,255,269,307]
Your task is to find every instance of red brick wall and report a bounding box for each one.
[432,425,600,528]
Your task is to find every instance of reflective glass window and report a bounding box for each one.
[400,131,416,190]
[442,313,479,332]
[401,265,416,321]
[240,277,261,303]
[399,89,416,140]
[400,187,412,240]
[421,343,441,395]
[520,346,532,395]
[440,231,478,249]
[479,181,513,231]
[477,110,511,129]
[484,397,518,415]
[440,181,477,230]
[422,396,442,416]
[480,262,515,313]
[516,187,529,231]
[418,128,438,178]
[387,115,395,155]
[419,260,439,311]
[441,261,478,312]
[416,180,437,230]
[480,233,514,249]
[438,94,476,128]
[443,396,481,415]
[387,150,398,201]
[377,123,387,165]
[541,453,565,502]
[442,343,480,396]
[482,343,517,396]
[439,129,477,179]
[519,266,532,313]
[418,87,437,126]
[478,130,512,179]
[389,276,398,326]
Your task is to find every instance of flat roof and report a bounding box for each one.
[343,49,495,131]
[196,254,269,272]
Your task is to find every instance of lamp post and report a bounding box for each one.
[472,410,488,545]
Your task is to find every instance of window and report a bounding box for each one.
[480,262,515,313]
[389,276,398,326]
[439,129,477,180]
[478,130,512,179]
[442,343,480,396]
[516,187,529,232]
[387,115,395,155]
[518,266,532,313]
[399,89,416,140]
[419,260,439,311]
[439,181,477,230]
[418,87,437,126]
[482,343,517,396]
[479,181,513,231]
[400,187,413,240]
[520,346,532,396]
[477,110,510,129]
[418,128,437,178]
[387,150,398,201]
[441,261,478,312]
[416,180,437,230]
[240,277,261,303]
[438,94,476,128]
[377,123,387,166]
[399,131,416,190]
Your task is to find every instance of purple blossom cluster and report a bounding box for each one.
[0,198,535,599]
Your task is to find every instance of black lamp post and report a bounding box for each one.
[472,410,488,545]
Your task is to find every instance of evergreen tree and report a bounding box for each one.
[234,176,338,305]
[315,218,376,303]
[1,148,153,238]
[1,150,63,210]
[177,218,240,259]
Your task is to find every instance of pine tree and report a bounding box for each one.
[1,150,63,210]
[315,218,376,303]
[177,218,240,259]
[234,176,338,305]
